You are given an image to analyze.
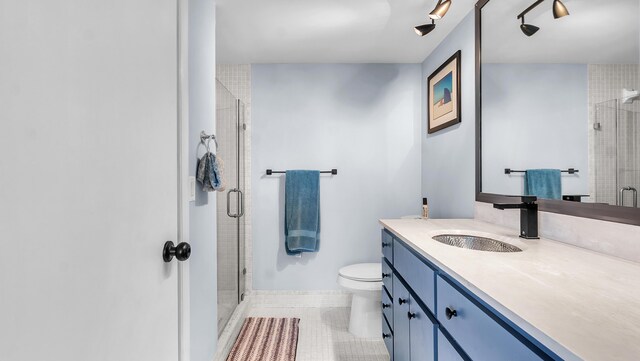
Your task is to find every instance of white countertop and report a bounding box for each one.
[379,218,640,361]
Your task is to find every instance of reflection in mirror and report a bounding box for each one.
[481,0,640,208]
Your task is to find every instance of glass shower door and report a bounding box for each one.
[216,80,246,334]
[593,99,640,207]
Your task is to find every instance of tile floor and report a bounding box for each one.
[247,307,390,361]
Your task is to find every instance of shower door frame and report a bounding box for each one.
[216,83,246,334]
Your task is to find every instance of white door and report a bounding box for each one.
[0,1,182,360]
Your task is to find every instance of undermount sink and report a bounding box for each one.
[432,234,522,253]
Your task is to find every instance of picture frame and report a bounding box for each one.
[427,50,461,134]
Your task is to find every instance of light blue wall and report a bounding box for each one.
[188,0,217,360]
[482,64,589,196]
[421,11,476,218]
[251,64,422,290]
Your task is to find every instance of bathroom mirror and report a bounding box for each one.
[476,0,640,225]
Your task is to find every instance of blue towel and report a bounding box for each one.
[525,169,562,200]
[284,170,320,255]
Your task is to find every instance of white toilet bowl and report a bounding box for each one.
[337,263,382,338]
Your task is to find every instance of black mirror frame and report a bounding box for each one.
[474,0,640,226]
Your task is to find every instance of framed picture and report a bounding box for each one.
[427,50,461,134]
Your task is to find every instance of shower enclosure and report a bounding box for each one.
[593,99,640,207]
[216,80,246,333]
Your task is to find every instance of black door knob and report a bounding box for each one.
[382,333,391,339]
[445,307,458,320]
[407,312,416,320]
[398,298,408,305]
[163,241,191,262]
[382,273,391,278]
[382,302,391,309]
[382,242,391,248]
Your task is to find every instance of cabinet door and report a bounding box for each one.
[409,298,435,361]
[393,276,411,361]
[437,329,464,361]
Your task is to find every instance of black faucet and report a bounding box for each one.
[493,196,539,239]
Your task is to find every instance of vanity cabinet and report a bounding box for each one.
[381,228,555,361]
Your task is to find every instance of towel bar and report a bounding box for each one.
[266,169,338,175]
[504,168,578,175]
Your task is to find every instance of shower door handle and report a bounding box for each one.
[619,187,638,208]
[226,188,244,218]
[236,189,244,218]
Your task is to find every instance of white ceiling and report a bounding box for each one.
[215,0,476,63]
[482,0,640,64]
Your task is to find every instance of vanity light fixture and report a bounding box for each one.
[429,0,451,20]
[552,0,569,18]
[414,20,436,36]
[520,17,540,37]
[414,0,451,37]
[516,0,570,37]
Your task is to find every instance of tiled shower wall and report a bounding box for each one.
[216,64,252,293]
[588,64,640,206]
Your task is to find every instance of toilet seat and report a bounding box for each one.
[338,263,382,282]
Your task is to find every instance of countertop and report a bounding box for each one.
[379,218,640,361]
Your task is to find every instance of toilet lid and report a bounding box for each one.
[339,263,382,282]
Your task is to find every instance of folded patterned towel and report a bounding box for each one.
[196,152,225,192]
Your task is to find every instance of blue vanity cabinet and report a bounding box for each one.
[393,276,411,361]
[381,227,557,361]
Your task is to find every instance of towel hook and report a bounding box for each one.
[200,131,218,151]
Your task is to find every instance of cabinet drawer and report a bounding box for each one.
[381,229,394,261]
[436,276,544,361]
[382,285,393,330]
[382,258,393,295]
[393,240,436,313]
[437,329,464,361]
[382,308,394,360]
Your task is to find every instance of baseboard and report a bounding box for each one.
[250,290,352,308]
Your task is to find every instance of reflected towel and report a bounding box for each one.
[284,170,320,255]
[525,169,562,200]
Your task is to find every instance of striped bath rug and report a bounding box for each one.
[226,317,300,361]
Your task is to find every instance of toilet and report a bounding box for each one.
[338,263,382,338]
